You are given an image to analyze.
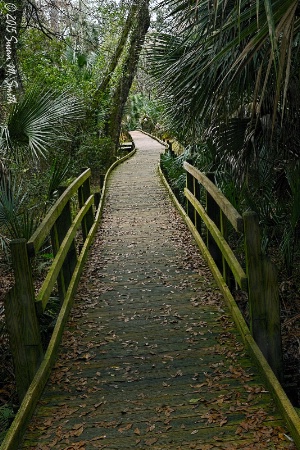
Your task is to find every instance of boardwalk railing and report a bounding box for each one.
[1,148,135,450]
[5,168,96,402]
[159,148,300,449]
[183,161,283,381]
[119,141,135,153]
[4,144,136,408]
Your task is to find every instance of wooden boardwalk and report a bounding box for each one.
[21,132,296,449]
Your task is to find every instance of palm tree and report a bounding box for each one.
[0,86,84,245]
[151,0,299,134]
[149,0,300,271]
[1,86,84,162]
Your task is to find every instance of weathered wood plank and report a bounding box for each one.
[243,211,283,381]
[220,210,235,289]
[205,172,223,272]
[194,177,202,236]
[160,160,300,448]
[4,240,43,402]
[50,186,78,303]
[78,174,94,241]
[186,169,194,222]
[0,152,137,450]
[13,133,298,450]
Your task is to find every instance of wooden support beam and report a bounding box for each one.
[194,178,202,237]
[220,211,235,290]
[27,169,91,256]
[183,162,243,232]
[4,239,43,401]
[78,175,94,241]
[184,188,247,290]
[50,186,77,304]
[206,173,223,273]
[186,170,194,223]
[37,196,94,314]
[243,211,283,382]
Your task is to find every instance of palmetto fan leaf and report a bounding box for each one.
[0,175,37,241]
[150,0,300,135]
[150,0,300,272]
[47,157,71,201]
[1,87,85,160]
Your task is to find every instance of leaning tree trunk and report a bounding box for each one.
[91,1,139,115]
[105,0,150,155]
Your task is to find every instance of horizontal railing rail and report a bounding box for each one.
[5,168,95,402]
[183,161,283,382]
[27,169,92,255]
[184,188,247,290]
[118,141,135,153]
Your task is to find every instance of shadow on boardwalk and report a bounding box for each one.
[21,132,296,449]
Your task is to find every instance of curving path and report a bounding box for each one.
[21,131,296,449]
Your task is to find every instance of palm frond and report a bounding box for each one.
[0,175,39,240]
[2,87,85,161]
[149,0,300,135]
[47,157,71,201]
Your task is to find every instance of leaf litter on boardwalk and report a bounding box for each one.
[23,153,297,449]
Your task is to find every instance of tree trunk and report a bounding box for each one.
[105,0,150,154]
[91,1,139,114]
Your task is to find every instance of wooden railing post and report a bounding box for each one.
[186,170,194,222]
[220,211,234,289]
[51,185,77,302]
[243,211,283,381]
[206,173,222,272]
[78,172,94,241]
[4,239,43,401]
[194,178,202,236]
[94,192,100,209]
[100,174,105,191]
[167,140,173,157]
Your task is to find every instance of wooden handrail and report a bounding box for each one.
[27,169,91,256]
[35,195,94,315]
[0,148,136,450]
[5,168,95,401]
[184,188,247,290]
[183,162,282,382]
[184,162,243,232]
